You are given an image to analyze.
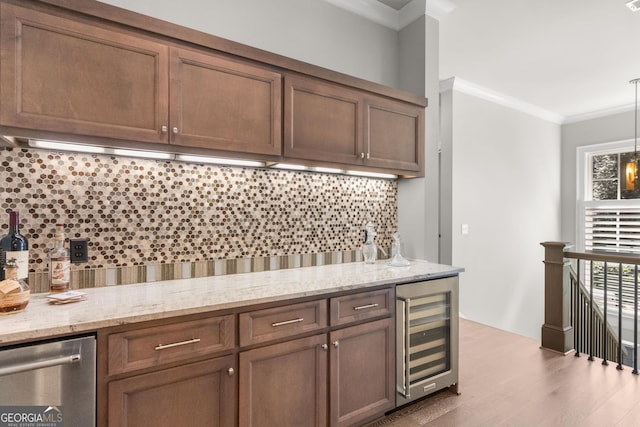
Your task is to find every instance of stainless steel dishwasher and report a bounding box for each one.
[0,335,96,426]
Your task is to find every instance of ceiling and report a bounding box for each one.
[438,0,640,122]
[362,0,640,123]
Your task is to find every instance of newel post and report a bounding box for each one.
[540,241,574,353]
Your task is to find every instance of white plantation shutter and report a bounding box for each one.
[584,203,640,254]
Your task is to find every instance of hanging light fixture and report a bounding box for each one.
[626,78,640,191]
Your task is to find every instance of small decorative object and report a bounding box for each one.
[388,232,410,267]
[0,257,30,314]
[362,221,378,264]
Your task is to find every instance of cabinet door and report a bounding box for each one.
[364,96,424,174]
[170,48,282,156]
[284,75,363,165]
[239,334,327,427]
[0,3,169,143]
[108,355,236,427]
[330,318,395,427]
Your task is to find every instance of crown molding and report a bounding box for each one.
[439,77,565,124]
[563,103,636,124]
[425,0,457,21]
[325,0,455,30]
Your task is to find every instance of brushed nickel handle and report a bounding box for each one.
[271,318,304,327]
[321,344,328,351]
[227,368,235,376]
[161,125,168,133]
[333,341,339,348]
[354,303,379,311]
[361,152,365,159]
[154,338,201,351]
[172,127,179,134]
[366,152,370,159]
[0,354,80,377]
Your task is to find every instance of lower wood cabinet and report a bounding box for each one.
[102,289,395,427]
[108,355,236,427]
[239,334,328,427]
[330,318,395,426]
[238,313,394,427]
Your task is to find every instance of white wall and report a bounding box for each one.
[441,87,562,339]
[397,15,440,263]
[99,0,400,89]
[561,111,636,246]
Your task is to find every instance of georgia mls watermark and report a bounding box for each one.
[0,406,64,427]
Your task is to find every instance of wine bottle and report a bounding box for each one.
[49,224,70,293]
[0,211,29,282]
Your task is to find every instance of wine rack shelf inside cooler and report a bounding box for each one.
[405,293,450,384]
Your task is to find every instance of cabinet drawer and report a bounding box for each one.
[108,314,235,376]
[239,299,327,347]
[330,288,393,326]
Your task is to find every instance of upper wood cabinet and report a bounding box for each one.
[170,48,282,156]
[364,95,424,173]
[0,3,282,157]
[284,74,363,165]
[0,3,170,143]
[0,0,425,176]
[284,74,424,175]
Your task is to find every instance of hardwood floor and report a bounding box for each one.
[367,319,640,426]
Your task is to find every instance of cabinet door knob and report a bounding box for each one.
[161,125,168,133]
[227,367,235,376]
[333,341,339,348]
[366,152,370,159]
[321,344,328,351]
[361,152,365,159]
[172,127,179,134]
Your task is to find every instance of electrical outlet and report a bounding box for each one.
[70,238,89,263]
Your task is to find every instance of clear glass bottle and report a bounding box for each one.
[49,224,70,293]
[0,257,30,314]
[0,211,29,282]
[362,221,378,264]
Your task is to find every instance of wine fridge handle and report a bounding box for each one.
[400,297,411,399]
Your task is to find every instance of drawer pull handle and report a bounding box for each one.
[354,303,379,311]
[271,318,304,327]
[154,338,201,351]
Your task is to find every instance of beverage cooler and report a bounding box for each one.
[396,276,459,406]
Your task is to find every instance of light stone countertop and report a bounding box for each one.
[0,259,463,346]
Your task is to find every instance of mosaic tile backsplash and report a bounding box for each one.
[0,147,398,292]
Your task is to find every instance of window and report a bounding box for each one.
[582,149,640,254]
[579,144,640,311]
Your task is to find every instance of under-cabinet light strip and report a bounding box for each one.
[270,163,309,171]
[112,149,174,160]
[26,139,397,179]
[346,170,397,179]
[28,139,107,154]
[175,154,265,167]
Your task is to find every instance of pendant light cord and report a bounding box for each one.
[635,78,638,159]
[632,78,640,189]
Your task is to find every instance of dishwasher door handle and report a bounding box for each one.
[0,353,81,377]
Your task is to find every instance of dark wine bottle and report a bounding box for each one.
[0,211,29,282]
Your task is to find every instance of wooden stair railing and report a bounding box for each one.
[569,267,626,365]
[542,242,638,374]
